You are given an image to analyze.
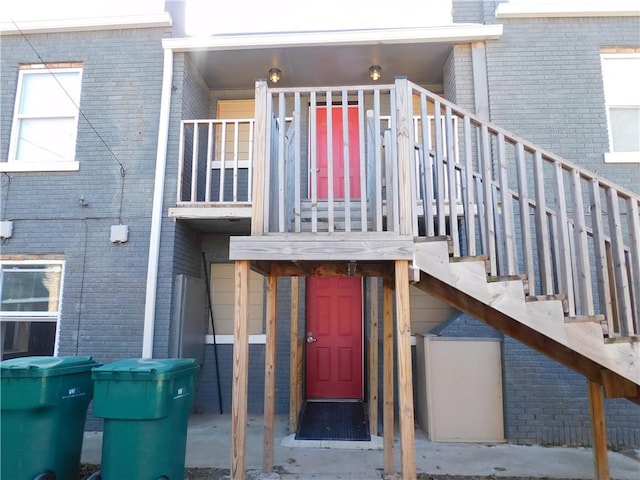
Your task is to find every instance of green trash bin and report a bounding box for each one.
[0,356,98,480]
[91,358,199,480]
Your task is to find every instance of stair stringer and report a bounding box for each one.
[413,240,640,388]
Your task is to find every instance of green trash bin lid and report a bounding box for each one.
[0,356,98,378]
[92,358,198,381]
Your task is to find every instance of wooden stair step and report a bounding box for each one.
[565,314,608,336]
[487,274,529,296]
[525,294,569,314]
[450,254,490,273]
[414,235,453,254]
[564,314,606,323]
[604,334,640,344]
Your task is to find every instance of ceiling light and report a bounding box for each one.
[369,65,382,81]
[268,68,281,83]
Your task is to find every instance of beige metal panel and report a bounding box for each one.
[417,335,505,443]
[216,99,255,162]
[410,285,457,334]
[217,99,255,118]
[211,263,264,334]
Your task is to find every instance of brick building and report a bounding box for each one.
[1,1,638,476]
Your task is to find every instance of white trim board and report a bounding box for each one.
[163,24,503,52]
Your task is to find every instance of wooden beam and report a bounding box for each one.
[289,277,302,432]
[394,260,416,479]
[368,277,379,436]
[382,275,395,476]
[263,273,277,472]
[587,380,610,480]
[229,234,415,261]
[231,260,250,480]
[600,370,639,399]
[250,261,272,277]
[256,260,394,281]
[251,80,267,235]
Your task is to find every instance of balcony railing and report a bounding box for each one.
[405,80,639,339]
[177,119,254,204]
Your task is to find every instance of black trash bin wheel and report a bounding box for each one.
[33,472,55,480]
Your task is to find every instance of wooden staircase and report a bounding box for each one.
[248,78,640,398]
[412,237,640,402]
[229,79,639,480]
[393,80,640,405]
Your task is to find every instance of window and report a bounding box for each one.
[0,261,63,359]
[4,64,83,172]
[601,53,640,163]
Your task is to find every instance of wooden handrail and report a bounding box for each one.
[407,80,640,339]
[407,80,638,200]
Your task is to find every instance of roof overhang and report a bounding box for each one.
[162,24,503,90]
[163,24,503,52]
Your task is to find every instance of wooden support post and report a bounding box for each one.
[289,277,302,432]
[395,77,416,237]
[383,276,395,476]
[368,278,380,436]
[251,80,268,235]
[588,380,610,480]
[395,260,416,479]
[263,273,278,472]
[231,260,250,480]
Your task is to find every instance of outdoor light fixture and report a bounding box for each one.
[268,68,281,83]
[369,65,382,81]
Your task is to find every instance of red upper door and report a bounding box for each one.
[305,276,363,399]
[315,106,361,199]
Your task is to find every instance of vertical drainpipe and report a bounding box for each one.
[142,46,174,358]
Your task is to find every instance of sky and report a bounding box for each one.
[1,0,452,34]
[184,0,453,36]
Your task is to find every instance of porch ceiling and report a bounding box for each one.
[189,41,452,90]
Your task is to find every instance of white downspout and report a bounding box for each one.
[143,47,174,358]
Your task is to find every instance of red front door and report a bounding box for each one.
[305,276,363,399]
[315,106,361,198]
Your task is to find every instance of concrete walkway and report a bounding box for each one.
[82,414,640,479]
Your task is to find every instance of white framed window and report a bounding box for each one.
[0,260,64,359]
[601,53,640,163]
[4,65,83,172]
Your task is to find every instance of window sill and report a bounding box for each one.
[604,152,640,164]
[0,161,80,172]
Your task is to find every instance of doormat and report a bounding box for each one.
[296,401,371,441]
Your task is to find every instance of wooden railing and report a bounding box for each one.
[255,84,464,234]
[177,119,254,203]
[405,80,640,340]
[259,85,397,233]
[176,79,639,340]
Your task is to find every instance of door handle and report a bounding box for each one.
[306,332,317,343]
